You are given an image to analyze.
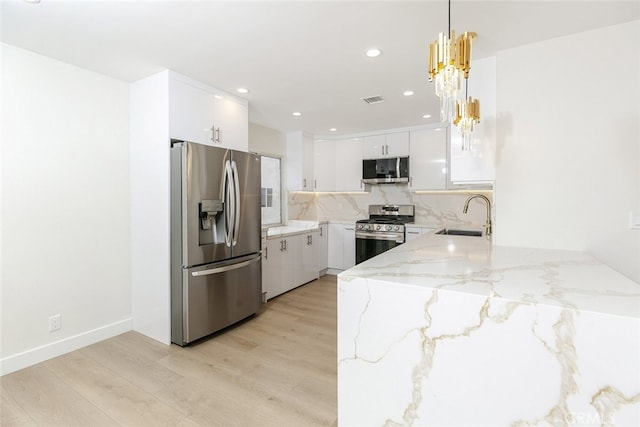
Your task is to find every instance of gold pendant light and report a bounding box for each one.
[428,0,480,139]
[454,80,481,150]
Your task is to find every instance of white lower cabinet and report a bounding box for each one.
[318,224,329,272]
[300,233,319,284]
[405,225,435,241]
[263,238,292,300]
[342,226,356,269]
[263,231,319,301]
[328,223,356,270]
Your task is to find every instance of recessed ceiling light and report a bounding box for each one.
[422,114,432,119]
[330,128,337,132]
[22,0,41,3]
[403,91,414,96]
[292,112,302,117]
[236,88,249,94]
[365,48,381,58]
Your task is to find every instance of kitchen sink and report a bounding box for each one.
[435,228,483,237]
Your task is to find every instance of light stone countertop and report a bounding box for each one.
[265,220,320,238]
[340,230,640,319]
[265,219,354,238]
[338,231,640,426]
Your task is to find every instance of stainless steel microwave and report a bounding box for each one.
[362,157,409,184]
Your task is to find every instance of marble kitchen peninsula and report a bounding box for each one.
[338,233,640,426]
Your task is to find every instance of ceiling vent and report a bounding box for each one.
[362,95,384,104]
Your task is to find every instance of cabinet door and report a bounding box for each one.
[313,140,336,191]
[169,79,215,146]
[281,237,299,294]
[405,226,423,241]
[342,225,356,270]
[328,223,344,269]
[286,132,314,191]
[263,238,285,300]
[449,56,495,186]
[302,134,314,191]
[317,224,329,272]
[212,95,248,151]
[335,138,364,192]
[409,128,447,190]
[300,232,319,284]
[385,132,410,157]
[362,134,386,159]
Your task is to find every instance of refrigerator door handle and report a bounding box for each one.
[191,256,261,277]
[231,160,241,247]
[223,160,234,247]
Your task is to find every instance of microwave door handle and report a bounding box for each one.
[396,157,400,178]
[224,160,233,247]
[231,160,240,246]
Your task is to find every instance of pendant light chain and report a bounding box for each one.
[448,0,451,36]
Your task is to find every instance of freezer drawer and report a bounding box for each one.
[172,254,262,346]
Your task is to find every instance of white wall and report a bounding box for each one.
[1,44,132,374]
[248,122,286,156]
[494,21,640,283]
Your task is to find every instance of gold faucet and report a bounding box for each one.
[463,194,492,237]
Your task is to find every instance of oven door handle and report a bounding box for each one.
[355,231,404,242]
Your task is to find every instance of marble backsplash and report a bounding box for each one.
[288,184,493,228]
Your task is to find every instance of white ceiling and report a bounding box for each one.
[2,0,639,137]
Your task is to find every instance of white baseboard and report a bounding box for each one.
[0,318,132,376]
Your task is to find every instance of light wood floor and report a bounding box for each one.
[1,275,337,427]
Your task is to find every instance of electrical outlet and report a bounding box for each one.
[48,314,61,332]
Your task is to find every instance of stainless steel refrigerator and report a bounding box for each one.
[170,140,262,346]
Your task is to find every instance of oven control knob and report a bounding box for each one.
[386,225,392,231]
[365,224,370,230]
[394,225,400,231]
[375,225,381,231]
[357,224,363,230]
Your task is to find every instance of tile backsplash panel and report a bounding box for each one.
[288,184,493,228]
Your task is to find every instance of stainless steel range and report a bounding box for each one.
[355,204,415,264]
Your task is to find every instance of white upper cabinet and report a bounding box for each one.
[169,73,248,151]
[212,94,249,151]
[449,56,496,186]
[297,137,364,193]
[362,134,386,159]
[170,78,214,145]
[313,140,336,191]
[286,131,315,191]
[409,127,448,190]
[334,137,364,192]
[362,132,409,159]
